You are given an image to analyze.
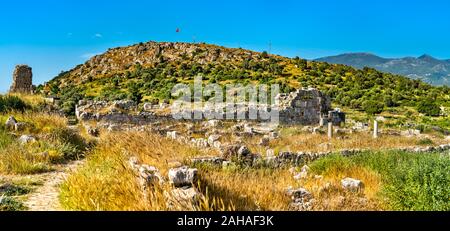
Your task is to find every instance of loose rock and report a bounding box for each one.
[341,178,364,192]
[168,166,198,187]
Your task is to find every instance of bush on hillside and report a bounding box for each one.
[417,100,441,117]
[0,95,29,113]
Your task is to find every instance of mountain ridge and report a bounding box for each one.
[316,53,450,85]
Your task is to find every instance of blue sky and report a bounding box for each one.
[1,0,450,93]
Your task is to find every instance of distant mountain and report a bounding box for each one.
[316,53,450,86]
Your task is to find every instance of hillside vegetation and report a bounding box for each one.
[41,41,450,121]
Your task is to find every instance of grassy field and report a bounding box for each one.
[59,131,450,211]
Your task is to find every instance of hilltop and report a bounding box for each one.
[41,41,450,121]
[316,53,450,86]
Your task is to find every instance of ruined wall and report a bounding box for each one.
[10,65,33,93]
[277,88,332,125]
[75,88,338,126]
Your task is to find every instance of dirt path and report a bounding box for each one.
[23,160,84,211]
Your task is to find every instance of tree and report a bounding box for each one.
[128,83,143,104]
[417,100,441,117]
[261,51,269,59]
[362,100,384,115]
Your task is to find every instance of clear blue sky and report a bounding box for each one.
[1,0,450,93]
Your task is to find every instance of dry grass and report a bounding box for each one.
[0,111,67,135]
[244,129,444,155]
[300,164,384,211]
[7,93,46,108]
[0,111,87,175]
[60,131,217,211]
[198,167,296,211]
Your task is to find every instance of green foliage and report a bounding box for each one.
[311,151,450,211]
[0,127,14,150]
[0,196,26,211]
[59,87,85,116]
[416,138,434,146]
[48,127,89,160]
[0,184,31,196]
[362,100,385,115]
[128,82,143,104]
[417,100,441,116]
[0,95,29,113]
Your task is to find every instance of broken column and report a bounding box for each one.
[327,122,333,139]
[373,120,379,138]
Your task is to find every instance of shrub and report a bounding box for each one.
[0,196,26,211]
[47,127,89,160]
[417,100,441,117]
[362,100,384,115]
[0,95,29,113]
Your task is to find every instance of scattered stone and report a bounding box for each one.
[139,165,164,187]
[87,127,100,137]
[107,124,121,132]
[166,131,177,140]
[286,187,314,211]
[14,122,28,132]
[341,178,364,192]
[313,127,324,134]
[286,187,313,201]
[212,141,222,149]
[18,135,36,144]
[168,166,198,188]
[266,149,275,157]
[269,131,279,139]
[259,136,270,146]
[243,124,254,134]
[238,146,251,157]
[143,103,153,111]
[191,156,225,165]
[206,120,222,128]
[401,129,421,137]
[5,116,17,130]
[294,172,308,180]
[191,138,209,148]
[129,157,139,169]
[207,134,221,146]
[167,187,204,210]
[301,165,310,173]
[222,161,232,168]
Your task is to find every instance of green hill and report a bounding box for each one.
[40,41,450,125]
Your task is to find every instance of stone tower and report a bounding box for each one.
[10,65,33,93]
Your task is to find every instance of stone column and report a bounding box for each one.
[373,120,379,138]
[328,122,333,139]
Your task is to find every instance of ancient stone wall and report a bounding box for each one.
[10,65,33,93]
[75,88,340,126]
[276,88,332,125]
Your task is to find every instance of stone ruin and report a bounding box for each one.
[75,88,346,126]
[277,88,345,125]
[9,65,34,94]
